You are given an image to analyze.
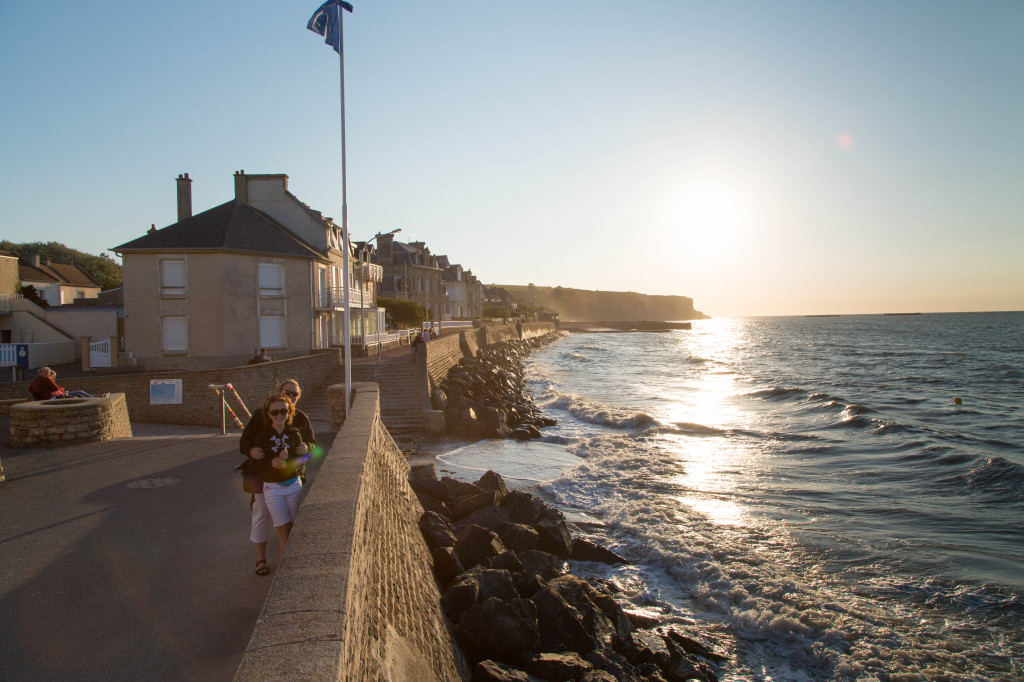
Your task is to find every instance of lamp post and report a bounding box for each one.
[357,228,401,355]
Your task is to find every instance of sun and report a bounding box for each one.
[660,180,749,253]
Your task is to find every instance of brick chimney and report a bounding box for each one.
[376,232,395,265]
[234,170,247,203]
[176,173,192,221]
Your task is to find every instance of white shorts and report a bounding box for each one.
[263,479,303,527]
[250,493,272,544]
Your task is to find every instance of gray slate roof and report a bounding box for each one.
[113,200,325,259]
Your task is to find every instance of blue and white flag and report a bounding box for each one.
[307,0,353,55]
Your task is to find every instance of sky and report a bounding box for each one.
[1,1,1022,318]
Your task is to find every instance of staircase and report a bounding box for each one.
[352,361,424,436]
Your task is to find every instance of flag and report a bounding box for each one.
[307,0,353,55]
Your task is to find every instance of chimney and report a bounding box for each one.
[176,173,193,222]
[234,170,247,203]
[377,232,395,265]
[32,254,41,268]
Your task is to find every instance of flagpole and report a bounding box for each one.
[338,10,352,416]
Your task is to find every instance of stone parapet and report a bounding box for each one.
[233,383,462,681]
[10,394,132,447]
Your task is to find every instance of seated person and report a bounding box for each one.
[28,367,94,400]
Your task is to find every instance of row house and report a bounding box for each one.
[372,233,448,323]
[442,264,484,320]
[113,172,383,370]
[484,285,517,317]
[18,255,102,306]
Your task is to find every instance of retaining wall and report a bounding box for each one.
[0,352,344,428]
[233,383,463,682]
[10,393,132,447]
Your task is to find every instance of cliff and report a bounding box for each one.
[500,285,707,322]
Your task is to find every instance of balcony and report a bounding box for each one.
[315,286,376,311]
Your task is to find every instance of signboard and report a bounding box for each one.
[150,379,182,405]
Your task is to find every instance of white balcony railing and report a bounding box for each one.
[316,286,376,309]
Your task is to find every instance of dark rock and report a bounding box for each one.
[518,550,565,581]
[416,492,453,520]
[475,470,510,500]
[511,428,533,440]
[585,651,645,682]
[431,546,464,587]
[580,671,617,682]
[548,575,619,651]
[537,417,557,427]
[535,518,573,558]
[494,522,540,553]
[501,490,548,525]
[454,504,512,532]
[623,609,662,629]
[571,538,629,565]
[419,511,457,549]
[471,660,533,682]
[460,566,519,604]
[459,597,539,665]
[452,491,500,520]
[636,662,669,681]
[442,476,487,500]
[522,424,542,439]
[660,637,719,682]
[513,572,545,599]
[488,550,525,575]
[456,524,507,568]
[526,652,593,681]
[442,577,479,623]
[661,628,729,665]
[533,584,594,655]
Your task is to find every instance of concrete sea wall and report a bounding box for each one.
[234,383,464,682]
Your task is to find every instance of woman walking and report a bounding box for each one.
[239,380,315,576]
[242,394,309,575]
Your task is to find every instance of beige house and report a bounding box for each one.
[113,172,383,370]
[373,234,448,323]
[18,255,102,306]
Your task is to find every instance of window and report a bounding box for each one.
[258,263,283,296]
[160,259,186,296]
[260,315,284,348]
[162,316,188,353]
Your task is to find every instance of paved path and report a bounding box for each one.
[0,418,334,682]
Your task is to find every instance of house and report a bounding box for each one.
[18,255,102,306]
[0,251,18,295]
[112,171,384,370]
[442,264,484,320]
[372,234,448,324]
[484,285,517,317]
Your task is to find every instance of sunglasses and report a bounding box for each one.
[283,390,298,397]
[268,408,289,417]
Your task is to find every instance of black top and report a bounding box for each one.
[239,409,315,456]
[248,426,307,483]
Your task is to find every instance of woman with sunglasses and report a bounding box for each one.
[245,394,309,568]
[239,380,316,576]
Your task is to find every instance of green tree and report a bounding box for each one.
[377,297,425,328]
[1,240,123,291]
[18,284,48,307]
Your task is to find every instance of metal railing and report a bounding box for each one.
[316,286,376,309]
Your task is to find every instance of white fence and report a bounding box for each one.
[89,338,112,368]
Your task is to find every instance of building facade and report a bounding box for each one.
[442,264,484,320]
[113,172,381,370]
[372,234,448,323]
[18,255,102,306]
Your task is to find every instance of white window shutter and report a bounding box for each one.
[258,263,283,294]
[260,315,284,348]
[162,316,187,352]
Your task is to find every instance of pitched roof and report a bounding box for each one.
[19,261,60,284]
[45,262,102,288]
[112,200,326,259]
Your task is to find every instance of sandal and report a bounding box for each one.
[255,559,269,576]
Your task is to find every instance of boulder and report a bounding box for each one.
[431,546,464,587]
[419,511,456,549]
[571,538,628,565]
[451,491,500,520]
[475,470,510,500]
[441,577,479,623]
[455,524,507,568]
[511,428,533,440]
[526,652,593,681]
[494,522,540,553]
[454,504,512,533]
[416,492,453,520]
[585,651,646,682]
[458,567,519,604]
[513,572,545,600]
[471,660,534,682]
[501,490,548,525]
[458,597,540,665]
[532,584,594,655]
[488,550,524,575]
[535,518,573,558]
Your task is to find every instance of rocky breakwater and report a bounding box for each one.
[411,466,727,682]
[433,334,563,441]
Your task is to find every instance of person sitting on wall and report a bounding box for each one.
[259,348,273,362]
[28,367,94,400]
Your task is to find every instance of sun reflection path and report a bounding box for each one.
[661,320,759,527]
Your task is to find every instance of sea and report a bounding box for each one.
[426,312,1024,681]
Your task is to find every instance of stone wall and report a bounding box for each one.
[0,352,344,427]
[520,321,556,339]
[10,394,132,447]
[233,383,462,682]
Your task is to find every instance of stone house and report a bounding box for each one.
[372,234,448,324]
[442,264,484,320]
[112,172,383,370]
[18,255,102,306]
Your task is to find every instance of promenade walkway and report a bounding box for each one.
[0,416,334,681]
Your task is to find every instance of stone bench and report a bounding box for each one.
[9,394,133,447]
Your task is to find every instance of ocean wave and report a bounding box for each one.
[962,456,1024,501]
[746,387,807,401]
[563,351,593,363]
[542,390,661,430]
[872,578,1024,614]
